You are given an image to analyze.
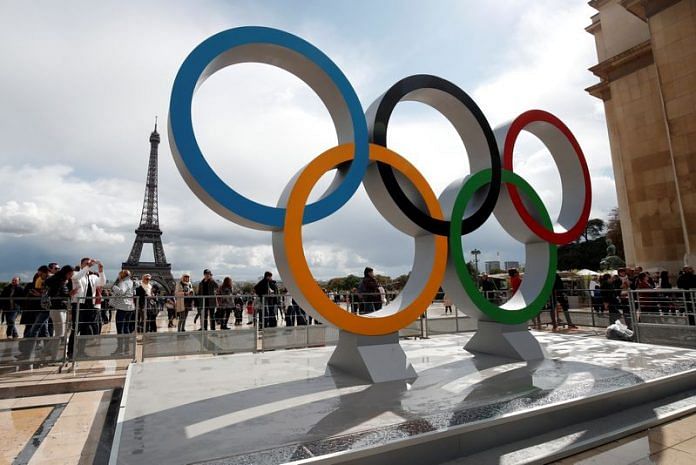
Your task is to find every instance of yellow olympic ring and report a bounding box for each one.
[280,144,448,335]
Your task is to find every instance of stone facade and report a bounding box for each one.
[587,0,696,272]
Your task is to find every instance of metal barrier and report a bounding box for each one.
[4,286,695,367]
[0,297,69,367]
[629,289,696,349]
[73,295,137,363]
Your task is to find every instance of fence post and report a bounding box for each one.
[628,290,640,342]
[133,294,140,363]
[201,297,206,351]
[589,290,596,328]
[258,295,264,352]
[59,308,68,372]
[71,300,80,372]
[455,305,460,333]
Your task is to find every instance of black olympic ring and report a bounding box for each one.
[365,74,502,237]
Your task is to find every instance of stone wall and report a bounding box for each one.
[587,0,696,272]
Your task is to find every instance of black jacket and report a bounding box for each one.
[44,273,71,310]
[677,272,696,290]
[254,278,278,305]
[358,276,381,304]
[135,286,156,312]
[198,279,219,308]
[0,284,26,310]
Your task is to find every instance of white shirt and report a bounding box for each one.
[71,266,106,304]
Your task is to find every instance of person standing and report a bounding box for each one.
[658,270,675,314]
[552,273,576,329]
[636,272,656,314]
[245,297,255,326]
[216,277,235,330]
[357,267,380,315]
[23,266,50,337]
[110,270,135,354]
[199,269,219,330]
[479,274,498,303]
[68,259,106,357]
[21,266,74,359]
[508,269,522,295]
[0,276,25,339]
[165,298,176,329]
[443,294,453,315]
[602,273,620,323]
[677,266,696,325]
[254,271,278,328]
[135,274,157,333]
[589,275,602,314]
[232,292,245,326]
[175,274,195,332]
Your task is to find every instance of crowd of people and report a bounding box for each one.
[0,262,394,349]
[2,260,695,350]
[588,266,696,326]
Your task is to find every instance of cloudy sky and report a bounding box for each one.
[0,0,615,283]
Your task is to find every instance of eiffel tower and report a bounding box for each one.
[122,121,175,294]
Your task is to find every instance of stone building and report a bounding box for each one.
[586,0,696,272]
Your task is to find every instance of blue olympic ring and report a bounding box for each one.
[168,26,369,229]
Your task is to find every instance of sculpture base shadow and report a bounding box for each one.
[326,330,417,383]
[465,321,546,361]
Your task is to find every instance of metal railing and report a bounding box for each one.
[628,288,696,348]
[0,297,69,368]
[3,288,696,368]
[0,292,477,367]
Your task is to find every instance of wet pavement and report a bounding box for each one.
[113,332,696,465]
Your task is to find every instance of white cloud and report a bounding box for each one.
[472,0,616,220]
[0,200,76,235]
[0,0,616,281]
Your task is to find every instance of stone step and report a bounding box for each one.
[0,375,124,400]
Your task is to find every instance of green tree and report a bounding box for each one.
[558,237,607,270]
[326,274,361,291]
[393,273,410,290]
[467,261,477,279]
[581,218,606,242]
[238,282,254,294]
[375,274,392,286]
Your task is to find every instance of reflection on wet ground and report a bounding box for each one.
[114,333,696,464]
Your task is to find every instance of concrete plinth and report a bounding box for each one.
[464,321,545,361]
[327,331,417,383]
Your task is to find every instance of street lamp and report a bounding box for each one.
[470,248,481,277]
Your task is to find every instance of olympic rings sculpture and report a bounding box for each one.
[169,26,591,336]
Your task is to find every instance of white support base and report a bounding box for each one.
[465,321,545,361]
[327,331,417,383]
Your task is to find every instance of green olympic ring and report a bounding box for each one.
[449,169,558,324]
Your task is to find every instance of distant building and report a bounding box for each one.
[504,261,520,271]
[485,261,501,274]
